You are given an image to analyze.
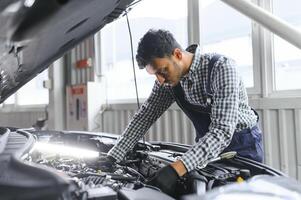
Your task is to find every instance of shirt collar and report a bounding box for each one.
[184,44,202,78]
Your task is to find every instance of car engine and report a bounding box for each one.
[23,130,282,200]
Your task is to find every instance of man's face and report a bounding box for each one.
[146,51,184,87]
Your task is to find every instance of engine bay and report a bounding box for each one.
[25,130,282,200]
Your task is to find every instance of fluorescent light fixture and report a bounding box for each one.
[33,142,99,158]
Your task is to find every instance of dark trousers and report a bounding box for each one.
[223,125,263,162]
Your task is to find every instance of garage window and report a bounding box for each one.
[273,0,301,91]
[100,0,188,102]
[1,70,49,106]
[200,0,254,88]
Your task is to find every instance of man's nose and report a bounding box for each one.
[155,74,165,85]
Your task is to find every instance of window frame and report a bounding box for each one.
[93,0,301,103]
[198,0,261,95]
[260,0,301,98]
[0,70,49,109]
[95,0,190,103]
[270,0,301,97]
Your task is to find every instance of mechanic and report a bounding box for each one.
[103,29,263,196]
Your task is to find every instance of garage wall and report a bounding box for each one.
[97,98,301,181]
[0,108,46,128]
[99,104,195,144]
[66,37,95,85]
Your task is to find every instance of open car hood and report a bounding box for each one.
[0,0,134,103]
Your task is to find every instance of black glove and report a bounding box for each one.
[96,155,117,172]
[147,165,179,196]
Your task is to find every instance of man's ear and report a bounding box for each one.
[172,48,182,60]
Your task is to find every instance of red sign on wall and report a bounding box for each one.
[71,87,84,95]
[76,58,92,69]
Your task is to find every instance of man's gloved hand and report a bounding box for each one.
[147,165,179,196]
[96,155,117,172]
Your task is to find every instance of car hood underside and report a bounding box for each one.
[0,0,134,103]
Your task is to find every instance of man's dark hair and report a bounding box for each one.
[136,29,182,69]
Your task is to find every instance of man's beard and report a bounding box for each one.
[171,60,183,86]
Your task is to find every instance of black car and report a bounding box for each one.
[0,1,301,200]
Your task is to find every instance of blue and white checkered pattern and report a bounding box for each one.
[108,45,258,172]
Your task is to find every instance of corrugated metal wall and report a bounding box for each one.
[101,105,196,144]
[66,37,95,85]
[259,108,301,181]
[0,109,46,128]
[98,99,301,181]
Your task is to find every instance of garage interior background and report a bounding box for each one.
[0,0,300,181]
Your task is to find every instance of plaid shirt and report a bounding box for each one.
[108,45,258,172]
